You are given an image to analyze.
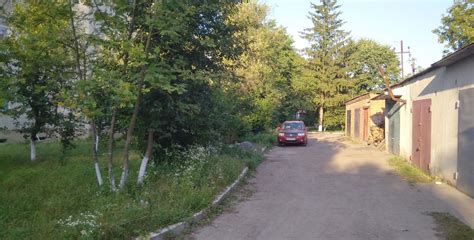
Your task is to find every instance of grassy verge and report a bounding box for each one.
[430,212,474,240]
[388,156,432,184]
[170,173,256,240]
[241,131,276,149]
[0,139,263,239]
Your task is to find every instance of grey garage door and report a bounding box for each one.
[386,100,401,155]
[458,88,474,197]
[354,108,360,139]
[346,110,351,136]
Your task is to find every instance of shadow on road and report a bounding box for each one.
[188,133,474,240]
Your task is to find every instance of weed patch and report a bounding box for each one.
[241,132,276,148]
[388,156,432,184]
[0,140,262,239]
[429,212,474,240]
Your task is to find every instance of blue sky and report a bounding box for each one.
[263,0,453,72]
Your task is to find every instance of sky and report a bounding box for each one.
[262,0,453,74]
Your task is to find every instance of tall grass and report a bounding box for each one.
[0,139,263,239]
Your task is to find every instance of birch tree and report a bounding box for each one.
[88,0,171,188]
[66,1,106,186]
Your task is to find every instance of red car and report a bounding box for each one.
[277,121,308,146]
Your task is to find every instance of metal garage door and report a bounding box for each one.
[458,88,474,196]
[363,108,369,141]
[346,110,351,136]
[386,100,401,155]
[354,108,360,139]
[412,99,431,173]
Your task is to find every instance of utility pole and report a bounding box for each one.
[409,50,416,74]
[395,40,411,78]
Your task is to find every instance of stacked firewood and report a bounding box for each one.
[368,126,384,146]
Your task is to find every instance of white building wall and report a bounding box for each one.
[393,55,474,186]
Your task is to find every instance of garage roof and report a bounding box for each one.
[390,43,474,89]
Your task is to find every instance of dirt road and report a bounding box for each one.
[189,133,474,240]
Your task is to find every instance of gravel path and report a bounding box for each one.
[188,133,474,240]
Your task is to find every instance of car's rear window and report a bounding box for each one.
[282,122,304,130]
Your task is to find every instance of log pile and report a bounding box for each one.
[368,126,384,146]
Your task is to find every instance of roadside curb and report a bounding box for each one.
[138,166,249,240]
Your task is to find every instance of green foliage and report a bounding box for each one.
[298,1,400,130]
[132,0,245,151]
[388,156,432,184]
[347,39,400,93]
[322,106,346,130]
[242,132,276,148]
[300,0,352,129]
[433,0,474,53]
[0,1,74,142]
[0,140,260,239]
[227,1,303,132]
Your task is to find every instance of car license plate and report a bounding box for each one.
[286,137,296,141]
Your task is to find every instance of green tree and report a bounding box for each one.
[0,1,74,161]
[228,1,303,131]
[85,0,168,188]
[433,0,474,53]
[300,0,351,130]
[348,39,400,94]
[87,0,242,187]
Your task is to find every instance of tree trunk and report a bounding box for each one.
[119,93,140,188]
[94,162,103,186]
[70,1,105,186]
[91,122,103,186]
[68,1,83,81]
[119,19,154,189]
[106,108,117,189]
[95,134,99,152]
[319,106,324,132]
[30,138,36,161]
[137,129,154,185]
[117,0,139,189]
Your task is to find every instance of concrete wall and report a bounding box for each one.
[390,55,474,187]
[369,99,385,128]
[0,112,28,130]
